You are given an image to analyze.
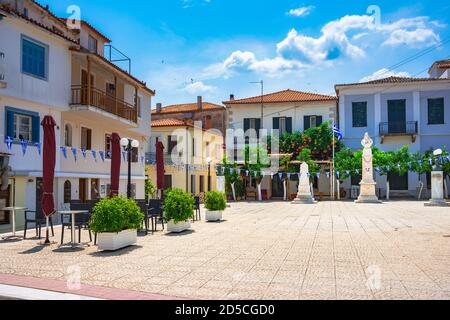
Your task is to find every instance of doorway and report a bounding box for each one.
[81,70,94,105]
[388,100,406,133]
[389,172,408,191]
[79,178,88,202]
[272,175,285,198]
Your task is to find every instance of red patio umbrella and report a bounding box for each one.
[109,133,121,197]
[41,115,56,244]
[156,141,165,191]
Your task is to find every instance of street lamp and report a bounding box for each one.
[120,137,140,198]
[206,157,212,191]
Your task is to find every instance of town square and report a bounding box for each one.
[0,0,450,304]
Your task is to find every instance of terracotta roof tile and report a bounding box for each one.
[152,102,224,114]
[335,76,450,88]
[223,89,336,105]
[151,118,191,128]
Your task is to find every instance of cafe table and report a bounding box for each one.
[59,210,89,248]
[1,207,27,240]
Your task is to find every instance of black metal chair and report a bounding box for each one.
[23,208,54,239]
[135,200,150,235]
[61,202,93,245]
[194,196,201,221]
[148,199,164,234]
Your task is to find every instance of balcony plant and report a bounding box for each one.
[204,191,227,222]
[90,196,144,251]
[163,189,194,233]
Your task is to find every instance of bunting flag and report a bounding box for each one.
[326,172,330,179]
[122,151,127,162]
[345,170,350,176]
[99,151,105,162]
[81,148,87,160]
[316,172,321,179]
[91,150,97,162]
[287,173,292,180]
[376,166,381,173]
[35,142,41,156]
[72,148,77,162]
[408,162,412,169]
[246,170,249,176]
[61,146,67,159]
[336,171,340,179]
[355,169,360,175]
[428,158,433,165]
[397,164,401,170]
[418,160,423,166]
[385,165,390,172]
[278,172,283,179]
[20,139,28,156]
[5,136,13,152]
[270,172,274,179]
[107,151,112,159]
[237,169,241,175]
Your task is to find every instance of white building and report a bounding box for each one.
[0,0,154,232]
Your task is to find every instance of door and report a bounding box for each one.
[389,172,408,191]
[388,100,406,134]
[79,178,87,202]
[81,70,94,105]
[271,175,285,198]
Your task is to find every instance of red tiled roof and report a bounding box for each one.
[0,4,78,44]
[152,102,224,115]
[57,18,112,43]
[335,76,450,89]
[223,89,336,105]
[436,59,450,69]
[151,118,191,128]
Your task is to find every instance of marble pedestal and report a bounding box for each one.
[355,182,381,204]
[425,171,449,207]
[292,192,317,204]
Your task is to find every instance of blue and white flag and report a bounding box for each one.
[5,136,13,152]
[61,146,67,159]
[316,172,321,179]
[397,164,401,170]
[270,172,274,178]
[35,142,41,156]
[91,150,97,162]
[81,148,87,160]
[122,151,127,162]
[333,123,343,141]
[20,140,28,156]
[246,170,249,177]
[326,172,330,179]
[355,169,360,175]
[287,173,292,180]
[72,148,77,162]
[336,171,340,179]
[107,151,112,159]
[428,158,433,165]
[386,165,390,172]
[345,170,350,176]
[278,172,283,179]
[99,151,105,162]
[376,166,381,173]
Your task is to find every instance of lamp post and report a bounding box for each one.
[120,137,139,199]
[206,157,212,191]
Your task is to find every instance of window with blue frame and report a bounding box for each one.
[352,102,368,127]
[21,36,47,80]
[428,98,444,125]
[4,107,40,143]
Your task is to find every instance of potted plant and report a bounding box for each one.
[204,191,227,222]
[163,189,194,233]
[90,196,144,251]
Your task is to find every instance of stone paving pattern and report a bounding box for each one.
[1,201,450,300]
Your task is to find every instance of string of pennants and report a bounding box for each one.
[146,162,213,173]
[215,155,450,180]
[4,137,146,165]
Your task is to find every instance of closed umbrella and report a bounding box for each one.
[156,141,165,193]
[41,115,56,244]
[109,133,121,197]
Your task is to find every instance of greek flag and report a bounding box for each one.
[333,123,343,141]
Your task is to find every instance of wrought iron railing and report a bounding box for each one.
[70,85,137,123]
[379,121,418,136]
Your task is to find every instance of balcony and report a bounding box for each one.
[70,85,137,125]
[145,152,184,166]
[379,121,418,144]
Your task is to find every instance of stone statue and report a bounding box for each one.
[356,133,381,204]
[292,162,316,204]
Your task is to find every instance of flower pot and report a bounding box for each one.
[167,220,191,233]
[205,210,223,222]
[97,229,137,251]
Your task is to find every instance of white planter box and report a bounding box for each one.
[205,210,223,222]
[97,229,137,251]
[167,220,191,233]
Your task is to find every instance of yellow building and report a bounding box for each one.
[147,119,224,199]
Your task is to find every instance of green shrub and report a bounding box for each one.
[90,196,144,233]
[205,191,227,211]
[163,189,195,223]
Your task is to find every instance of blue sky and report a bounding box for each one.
[44,0,450,106]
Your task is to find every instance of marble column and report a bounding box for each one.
[292,163,317,204]
[356,133,381,204]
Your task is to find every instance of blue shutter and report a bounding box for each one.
[244,118,250,133]
[317,116,323,126]
[22,38,46,79]
[286,117,293,134]
[273,117,280,130]
[32,115,40,143]
[304,116,311,131]
[5,109,14,138]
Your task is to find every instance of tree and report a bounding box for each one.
[279,154,292,201]
[145,179,156,200]
[222,157,241,201]
[244,145,270,201]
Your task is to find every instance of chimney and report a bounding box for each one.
[156,103,162,113]
[197,96,203,111]
[229,94,235,101]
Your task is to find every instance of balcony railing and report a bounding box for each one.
[379,121,418,143]
[70,85,137,123]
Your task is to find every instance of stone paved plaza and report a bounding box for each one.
[1,201,450,300]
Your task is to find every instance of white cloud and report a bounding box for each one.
[183,81,216,94]
[287,6,314,17]
[360,68,411,83]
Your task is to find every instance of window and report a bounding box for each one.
[135,94,142,118]
[81,127,92,150]
[64,124,72,147]
[164,175,173,189]
[273,117,292,134]
[199,176,205,193]
[191,175,196,194]
[131,147,139,163]
[304,115,323,130]
[63,181,71,203]
[203,115,212,130]
[428,98,444,125]
[23,7,28,17]
[352,102,368,127]
[22,36,47,79]
[5,107,40,143]
[168,135,178,154]
[88,35,98,53]
[105,134,112,159]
